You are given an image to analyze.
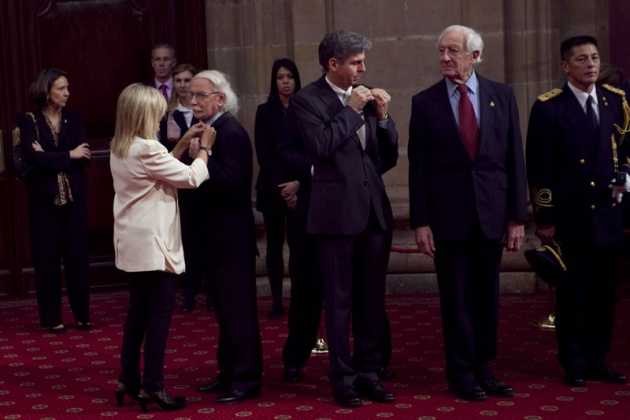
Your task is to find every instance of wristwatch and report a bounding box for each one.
[199,147,212,157]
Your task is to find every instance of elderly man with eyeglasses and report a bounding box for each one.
[188,70,263,404]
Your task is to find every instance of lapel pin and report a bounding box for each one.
[490,101,495,107]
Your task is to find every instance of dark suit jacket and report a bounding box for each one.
[526,84,628,246]
[278,104,315,224]
[254,101,289,213]
[197,112,258,264]
[290,75,398,235]
[408,75,528,241]
[17,109,89,197]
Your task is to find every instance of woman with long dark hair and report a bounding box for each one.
[254,58,302,319]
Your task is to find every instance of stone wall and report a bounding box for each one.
[202,0,612,280]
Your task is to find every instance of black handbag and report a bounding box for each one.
[12,112,37,180]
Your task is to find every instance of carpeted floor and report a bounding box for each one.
[0,292,629,419]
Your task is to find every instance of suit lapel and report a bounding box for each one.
[478,77,495,158]
[315,77,364,150]
[315,76,344,116]
[430,80,468,158]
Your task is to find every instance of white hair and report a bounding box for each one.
[438,25,484,64]
[192,70,239,114]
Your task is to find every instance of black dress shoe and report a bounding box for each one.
[586,366,627,384]
[564,370,586,387]
[356,380,395,403]
[198,380,230,393]
[180,300,195,313]
[77,322,92,331]
[333,386,362,408]
[450,381,487,402]
[478,378,515,397]
[216,388,260,403]
[377,366,394,381]
[283,366,302,383]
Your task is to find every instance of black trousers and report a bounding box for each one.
[261,204,292,307]
[205,258,263,392]
[28,191,90,328]
[282,214,323,369]
[179,189,206,303]
[316,213,392,390]
[283,215,393,371]
[119,271,177,392]
[434,222,503,385]
[556,242,618,372]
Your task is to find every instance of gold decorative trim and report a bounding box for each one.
[602,83,630,145]
[531,188,553,210]
[602,83,626,97]
[538,88,562,102]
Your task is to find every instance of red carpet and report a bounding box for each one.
[1,292,629,419]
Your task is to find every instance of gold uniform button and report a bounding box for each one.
[579,159,585,164]
[591,205,596,210]
[590,181,595,187]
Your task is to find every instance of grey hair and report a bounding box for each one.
[151,43,177,60]
[319,29,372,71]
[438,25,484,64]
[192,70,239,114]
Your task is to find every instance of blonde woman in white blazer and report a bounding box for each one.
[110,83,215,413]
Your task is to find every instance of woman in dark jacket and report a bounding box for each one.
[17,68,92,334]
[254,58,302,319]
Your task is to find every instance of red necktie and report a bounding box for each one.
[159,84,168,101]
[457,84,479,160]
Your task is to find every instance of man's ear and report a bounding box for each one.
[328,58,339,73]
[471,50,480,64]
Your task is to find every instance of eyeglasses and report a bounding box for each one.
[187,91,222,101]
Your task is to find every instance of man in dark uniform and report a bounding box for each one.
[526,35,630,387]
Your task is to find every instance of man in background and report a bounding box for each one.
[148,43,177,102]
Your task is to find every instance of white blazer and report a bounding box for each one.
[110,137,209,274]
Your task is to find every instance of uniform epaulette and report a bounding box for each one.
[538,88,563,102]
[602,83,626,97]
